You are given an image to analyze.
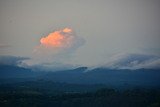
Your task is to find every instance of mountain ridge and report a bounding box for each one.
[0,65,160,88]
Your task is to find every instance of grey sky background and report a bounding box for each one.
[0,0,160,66]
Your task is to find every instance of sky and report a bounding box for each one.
[0,0,160,68]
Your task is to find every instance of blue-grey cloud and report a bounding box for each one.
[103,53,160,69]
[0,55,29,66]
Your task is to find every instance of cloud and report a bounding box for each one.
[40,28,74,48]
[21,28,85,70]
[102,53,160,69]
[0,55,29,66]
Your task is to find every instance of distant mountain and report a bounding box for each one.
[41,67,160,88]
[0,65,47,79]
[0,65,160,88]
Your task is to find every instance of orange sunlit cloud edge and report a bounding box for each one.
[40,28,73,47]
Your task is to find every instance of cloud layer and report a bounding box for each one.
[102,53,160,69]
[0,53,160,71]
[0,55,28,66]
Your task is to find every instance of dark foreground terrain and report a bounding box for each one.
[0,80,160,107]
[0,65,160,107]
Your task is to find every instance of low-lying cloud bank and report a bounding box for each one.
[0,56,29,66]
[0,55,75,71]
[0,53,160,71]
[102,53,160,69]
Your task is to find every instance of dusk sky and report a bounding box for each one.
[0,0,160,68]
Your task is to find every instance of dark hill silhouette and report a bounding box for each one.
[0,65,160,88]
